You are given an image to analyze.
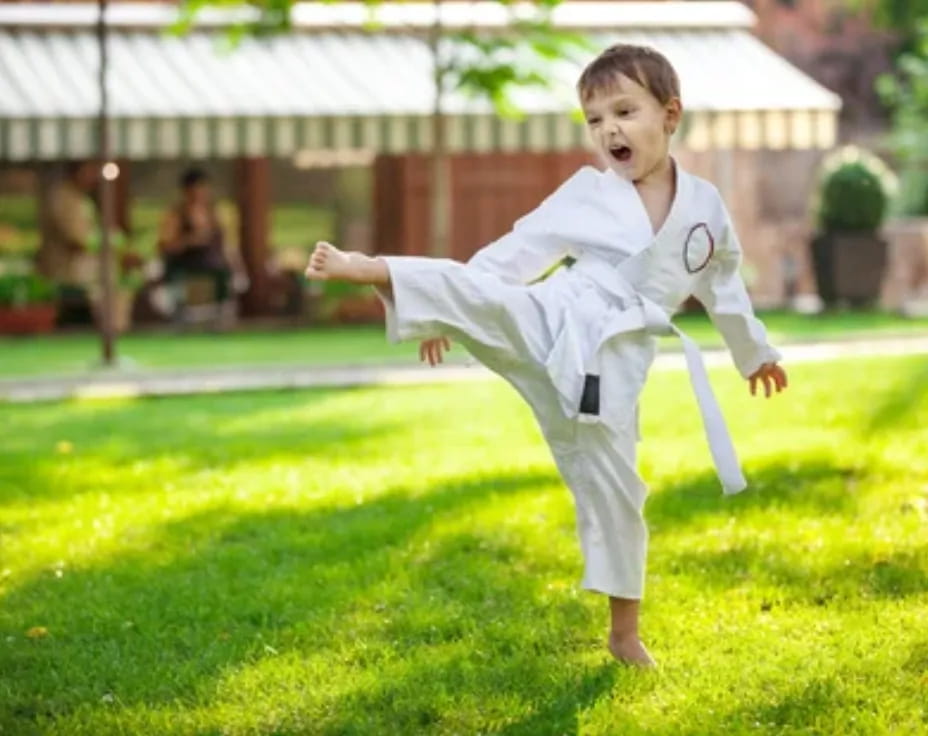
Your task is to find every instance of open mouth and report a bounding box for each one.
[609,145,632,163]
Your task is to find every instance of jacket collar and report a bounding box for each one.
[598,157,690,251]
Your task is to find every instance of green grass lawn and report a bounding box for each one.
[0,325,414,379]
[2,309,928,381]
[1,355,926,734]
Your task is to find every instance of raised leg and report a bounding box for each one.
[304,241,391,289]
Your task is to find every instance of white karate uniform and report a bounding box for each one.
[376,162,781,599]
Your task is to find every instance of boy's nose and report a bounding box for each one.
[605,128,624,146]
[603,118,623,138]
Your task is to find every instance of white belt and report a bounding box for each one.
[561,256,747,495]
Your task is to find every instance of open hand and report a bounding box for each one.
[749,362,788,398]
[419,337,451,366]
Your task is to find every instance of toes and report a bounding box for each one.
[307,249,328,272]
[304,266,329,281]
[607,638,656,668]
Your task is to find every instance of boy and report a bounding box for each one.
[305,44,788,667]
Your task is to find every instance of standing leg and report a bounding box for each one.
[540,417,655,668]
[608,598,654,667]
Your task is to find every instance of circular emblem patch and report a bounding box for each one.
[683,222,715,274]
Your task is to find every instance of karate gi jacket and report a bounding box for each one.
[466,163,782,494]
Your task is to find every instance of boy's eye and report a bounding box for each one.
[586,117,601,125]
[616,108,631,117]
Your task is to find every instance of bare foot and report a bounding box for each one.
[608,632,656,668]
[304,241,376,284]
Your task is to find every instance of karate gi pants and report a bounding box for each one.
[377,256,653,600]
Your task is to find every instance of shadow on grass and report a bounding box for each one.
[864,359,928,433]
[672,678,856,736]
[316,532,619,735]
[496,664,619,736]
[647,457,927,605]
[666,545,928,604]
[646,457,865,532]
[903,639,928,674]
[0,387,399,504]
[0,467,616,734]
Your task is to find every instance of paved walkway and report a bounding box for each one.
[3,334,928,403]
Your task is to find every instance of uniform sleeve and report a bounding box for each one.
[465,168,593,285]
[692,206,782,378]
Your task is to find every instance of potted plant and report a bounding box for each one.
[0,271,58,335]
[811,149,891,307]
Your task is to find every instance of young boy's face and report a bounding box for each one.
[581,74,681,183]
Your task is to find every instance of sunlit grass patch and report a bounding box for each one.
[1,356,926,734]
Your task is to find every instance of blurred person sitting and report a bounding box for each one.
[35,161,100,306]
[35,159,139,326]
[157,167,241,324]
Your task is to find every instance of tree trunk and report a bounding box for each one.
[429,0,451,259]
[236,157,271,316]
[97,0,116,364]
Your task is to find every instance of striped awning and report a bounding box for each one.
[0,2,842,161]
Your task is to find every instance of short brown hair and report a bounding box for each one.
[577,44,681,105]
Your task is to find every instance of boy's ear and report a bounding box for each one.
[664,97,683,135]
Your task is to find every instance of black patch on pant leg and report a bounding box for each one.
[579,374,600,415]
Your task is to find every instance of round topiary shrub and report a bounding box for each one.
[818,161,888,233]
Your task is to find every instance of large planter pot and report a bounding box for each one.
[0,303,58,335]
[811,231,888,307]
